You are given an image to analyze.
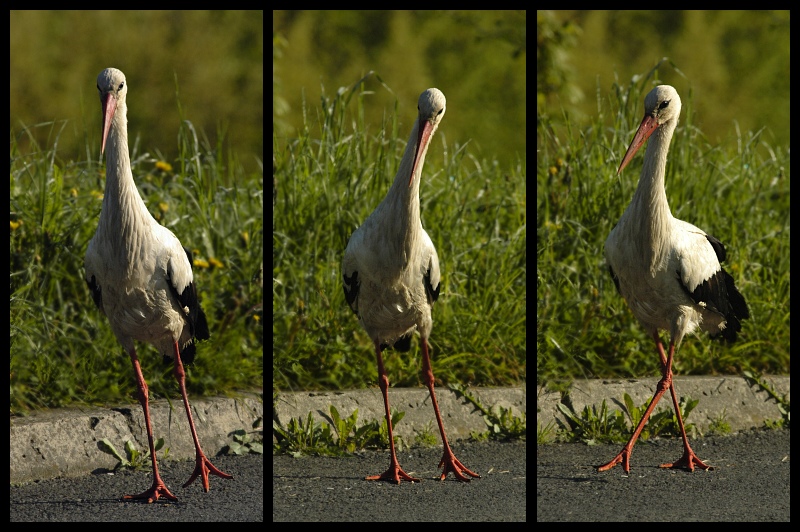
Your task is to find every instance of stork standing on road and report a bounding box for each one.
[342,88,480,483]
[599,85,750,473]
[85,68,233,502]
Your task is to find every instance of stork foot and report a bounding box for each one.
[123,478,178,503]
[438,449,481,482]
[366,462,421,484]
[660,448,713,472]
[183,452,234,491]
[596,446,632,473]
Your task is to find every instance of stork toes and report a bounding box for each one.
[596,449,630,473]
[183,452,234,491]
[659,448,713,472]
[366,464,421,484]
[364,452,478,483]
[438,450,480,482]
[123,477,178,503]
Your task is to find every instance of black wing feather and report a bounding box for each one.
[165,247,210,364]
[87,275,104,313]
[677,235,750,343]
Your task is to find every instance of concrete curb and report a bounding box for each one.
[274,386,527,442]
[538,375,789,435]
[10,392,263,484]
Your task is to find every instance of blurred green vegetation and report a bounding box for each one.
[273,10,527,169]
[537,10,790,150]
[10,10,263,175]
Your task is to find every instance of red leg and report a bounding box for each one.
[598,332,712,473]
[123,348,178,503]
[366,340,421,483]
[650,335,712,471]
[172,342,234,490]
[659,367,713,471]
[596,333,674,473]
[420,338,480,482]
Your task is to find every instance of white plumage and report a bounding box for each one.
[599,85,749,473]
[85,68,231,501]
[342,88,479,483]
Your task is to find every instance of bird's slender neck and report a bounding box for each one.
[380,117,428,243]
[97,97,154,257]
[629,118,677,242]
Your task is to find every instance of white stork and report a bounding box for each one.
[342,88,480,483]
[85,68,232,502]
[599,85,750,473]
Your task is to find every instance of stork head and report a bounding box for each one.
[618,85,682,175]
[408,88,447,187]
[643,85,681,125]
[97,68,128,155]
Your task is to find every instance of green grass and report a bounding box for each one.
[272,76,527,393]
[273,387,526,457]
[10,115,263,413]
[537,74,790,386]
[545,372,789,446]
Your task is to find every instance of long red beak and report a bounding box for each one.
[100,93,117,155]
[408,118,435,187]
[617,114,659,175]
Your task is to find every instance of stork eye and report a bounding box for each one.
[659,100,670,110]
[118,82,124,91]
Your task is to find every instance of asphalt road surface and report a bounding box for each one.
[537,429,790,522]
[10,454,262,522]
[273,440,526,521]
